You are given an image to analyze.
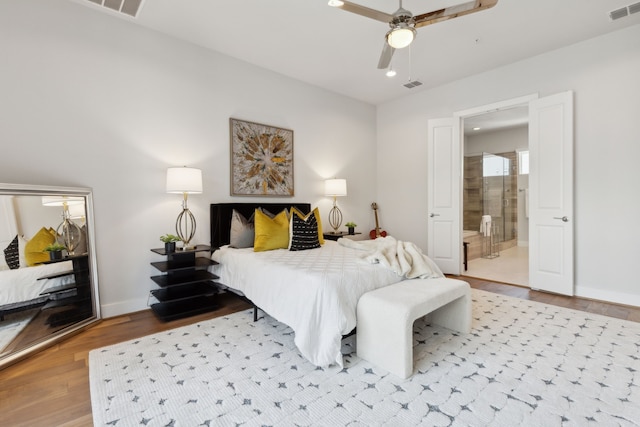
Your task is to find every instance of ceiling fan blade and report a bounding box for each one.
[377,42,395,69]
[413,0,498,28]
[338,1,394,23]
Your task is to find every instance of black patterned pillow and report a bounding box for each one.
[289,211,320,251]
[3,235,20,269]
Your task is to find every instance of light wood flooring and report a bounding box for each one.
[1,280,639,426]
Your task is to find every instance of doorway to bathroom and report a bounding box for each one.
[462,107,530,286]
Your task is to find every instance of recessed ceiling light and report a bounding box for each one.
[473,127,481,131]
[328,0,344,7]
[386,67,397,78]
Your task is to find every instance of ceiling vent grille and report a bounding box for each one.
[83,0,145,18]
[404,80,423,89]
[609,2,640,20]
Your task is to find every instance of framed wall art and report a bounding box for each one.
[230,118,294,197]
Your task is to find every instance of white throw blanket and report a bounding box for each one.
[338,236,444,279]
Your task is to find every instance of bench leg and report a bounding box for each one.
[357,296,414,379]
[430,293,472,334]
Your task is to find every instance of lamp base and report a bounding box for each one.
[176,208,196,248]
[328,204,343,234]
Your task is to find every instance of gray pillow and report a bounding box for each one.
[229,209,255,248]
[74,225,88,255]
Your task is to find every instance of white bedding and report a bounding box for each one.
[0,261,74,307]
[338,236,444,279]
[211,240,404,367]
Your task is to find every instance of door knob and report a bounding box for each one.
[429,213,440,217]
[553,216,569,222]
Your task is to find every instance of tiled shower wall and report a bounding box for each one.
[463,152,518,258]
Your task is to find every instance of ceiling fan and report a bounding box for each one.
[329,0,498,69]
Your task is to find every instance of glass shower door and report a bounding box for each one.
[482,153,512,254]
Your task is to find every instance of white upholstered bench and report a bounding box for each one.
[356,277,471,379]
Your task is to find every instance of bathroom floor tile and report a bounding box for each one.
[465,246,528,286]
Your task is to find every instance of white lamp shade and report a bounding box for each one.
[67,203,86,219]
[325,179,347,197]
[42,196,84,206]
[166,167,203,194]
[387,27,415,49]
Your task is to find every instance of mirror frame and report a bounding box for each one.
[0,183,101,368]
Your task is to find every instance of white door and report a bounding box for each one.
[528,91,574,295]
[427,117,461,274]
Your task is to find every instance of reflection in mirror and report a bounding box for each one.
[0,184,100,368]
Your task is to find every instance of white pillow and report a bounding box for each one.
[18,235,28,268]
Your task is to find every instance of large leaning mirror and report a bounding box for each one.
[0,183,100,368]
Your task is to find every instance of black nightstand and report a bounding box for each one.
[149,245,221,321]
[323,232,362,241]
[39,254,92,327]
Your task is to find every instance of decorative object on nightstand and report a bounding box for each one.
[345,221,357,235]
[166,166,202,249]
[42,195,85,255]
[149,245,221,321]
[324,178,347,234]
[159,234,180,253]
[370,202,388,239]
[43,242,66,261]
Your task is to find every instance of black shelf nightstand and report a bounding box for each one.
[39,253,92,327]
[323,232,363,241]
[149,245,221,321]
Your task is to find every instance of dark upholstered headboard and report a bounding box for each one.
[210,202,311,249]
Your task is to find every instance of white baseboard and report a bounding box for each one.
[100,298,149,319]
[575,285,640,308]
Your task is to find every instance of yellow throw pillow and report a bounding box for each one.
[25,227,57,266]
[290,207,325,245]
[254,208,290,252]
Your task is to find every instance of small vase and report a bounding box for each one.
[164,242,176,253]
[348,227,355,235]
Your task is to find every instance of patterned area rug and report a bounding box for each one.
[89,289,640,426]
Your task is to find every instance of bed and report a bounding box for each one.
[210,203,424,367]
[0,261,74,320]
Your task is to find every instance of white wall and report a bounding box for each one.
[377,24,640,306]
[0,0,377,317]
[465,126,528,156]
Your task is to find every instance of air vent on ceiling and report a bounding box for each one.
[404,80,423,89]
[609,2,640,21]
[84,0,145,18]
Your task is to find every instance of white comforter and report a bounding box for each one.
[211,240,404,367]
[338,236,444,279]
[0,261,74,306]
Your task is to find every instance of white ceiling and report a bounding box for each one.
[72,0,640,106]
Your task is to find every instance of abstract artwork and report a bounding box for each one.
[230,118,294,196]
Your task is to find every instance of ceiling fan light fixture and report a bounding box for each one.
[327,0,344,7]
[386,26,416,49]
